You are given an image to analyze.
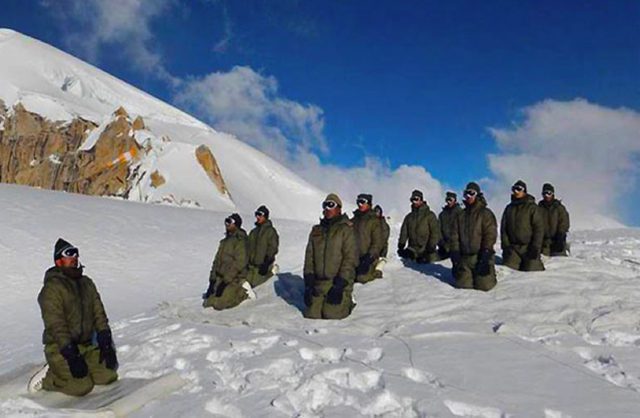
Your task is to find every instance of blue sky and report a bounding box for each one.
[2,0,640,224]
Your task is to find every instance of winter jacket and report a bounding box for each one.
[38,266,110,348]
[304,214,358,283]
[398,204,440,253]
[351,209,384,259]
[247,220,279,267]
[501,195,544,251]
[210,229,248,284]
[438,204,463,253]
[450,196,497,255]
[538,199,570,239]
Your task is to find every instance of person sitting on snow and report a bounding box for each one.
[34,238,118,396]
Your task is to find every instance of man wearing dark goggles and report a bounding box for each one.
[203,213,254,310]
[246,205,280,288]
[448,182,498,291]
[397,189,440,263]
[351,193,384,284]
[437,191,463,261]
[538,183,570,257]
[501,180,545,272]
[34,239,118,396]
[303,193,358,320]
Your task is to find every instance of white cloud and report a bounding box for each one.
[292,153,444,224]
[486,98,640,229]
[174,66,328,161]
[41,0,178,84]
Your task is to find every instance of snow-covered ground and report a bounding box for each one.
[1,184,640,417]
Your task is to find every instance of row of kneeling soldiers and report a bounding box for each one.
[33,180,569,396]
[203,179,569,319]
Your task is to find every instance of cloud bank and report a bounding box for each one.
[486,98,640,229]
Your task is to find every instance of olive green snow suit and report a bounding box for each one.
[398,203,440,263]
[450,196,498,291]
[379,216,390,258]
[303,214,358,319]
[204,228,249,310]
[351,209,384,283]
[501,195,545,271]
[37,266,118,396]
[438,204,463,259]
[246,220,279,287]
[538,199,570,256]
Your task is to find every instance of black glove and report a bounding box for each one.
[202,281,215,300]
[215,281,227,297]
[527,245,540,260]
[304,286,314,306]
[326,277,347,305]
[552,233,567,253]
[449,251,461,265]
[356,254,374,275]
[97,330,118,371]
[397,244,406,258]
[437,245,448,260]
[425,245,437,254]
[502,246,513,260]
[60,344,88,379]
[258,257,274,276]
[397,247,414,259]
[303,273,316,287]
[475,249,492,276]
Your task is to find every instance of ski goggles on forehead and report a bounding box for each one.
[60,247,79,258]
[445,197,456,203]
[356,198,369,206]
[410,196,422,202]
[542,190,554,196]
[511,185,525,193]
[224,217,235,225]
[254,210,266,217]
[463,189,477,197]
[322,200,338,209]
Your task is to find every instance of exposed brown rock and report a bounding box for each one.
[132,116,145,131]
[195,144,228,195]
[150,170,165,188]
[0,103,141,198]
[114,106,129,118]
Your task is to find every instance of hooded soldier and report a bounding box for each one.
[538,183,570,256]
[438,191,463,260]
[501,180,545,271]
[398,189,440,263]
[449,183,498,291]
[351,193,384,284]
[246,205,280,287]
[203,213,253,310]
[303,193,358,319]
[34,239,118,396]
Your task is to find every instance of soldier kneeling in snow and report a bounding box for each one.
[203,213,254,310]
[303,193,358,319]
[246,205,279,288]
[35,239,118,396]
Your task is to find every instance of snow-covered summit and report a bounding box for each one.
[0,28,325,221]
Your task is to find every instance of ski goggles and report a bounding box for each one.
[445,197,456,203]
[463,189,477,198]
[356,198,369,206]
[224,217,236,225]
[254,210,267,217]
[542,190,554,196]
[511,185,525,193]
[410,196,422,202]
[60,246,79,258]
[322,200,338,209]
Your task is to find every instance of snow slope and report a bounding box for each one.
[1,184,640,417]
[0,28,324,221]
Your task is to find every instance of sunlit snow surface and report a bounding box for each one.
[1,184,639,417]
